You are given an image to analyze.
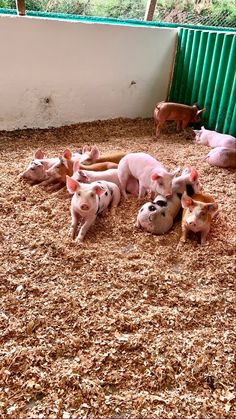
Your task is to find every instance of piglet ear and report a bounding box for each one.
[90,145,100,161]
[63,148,72,160]
[182,165,191,175]
[190,167,198,182]
[181,192,193,209]
[73,159,81,174]
[94,185,106,196]
[206,202,218,214]
[66,176,79,194]
[82,144,90,153]
[35,149,44,159]
[151,172,161,181]
[78,170,89,182]
[171,167,181,177]
[197,108,205,116]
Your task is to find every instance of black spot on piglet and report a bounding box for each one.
[186,184,194,197]
[148,205,157,212]
[155,200,167,207]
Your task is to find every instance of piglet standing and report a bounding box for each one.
[178,192,218,247]
[66,176,121,242]
[194,127,236,149]
[118,152,179,199]
[154,101,205,137]
[205,147,236,169]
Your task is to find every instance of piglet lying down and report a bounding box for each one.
[66,176,121,242]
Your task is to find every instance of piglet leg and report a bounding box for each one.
[34,177,54,188]
[177,226,188,250]
[70,209,80,240]
[76,215,96,242]
[200,227,210,245]
[110,188,121,215]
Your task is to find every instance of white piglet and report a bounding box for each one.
[194,127,236,149]
[118,152,179,199]
[66,176,121,242]
[72,160,139,196]
[136,193,181,235]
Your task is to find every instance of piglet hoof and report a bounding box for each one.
[69,228,77,240]
[75,235,84,244]
[212,210,219,220]
[110,207,117,216]
[176,241,185,251]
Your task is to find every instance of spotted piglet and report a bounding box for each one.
[136,193,181,235]
[66,176,121,242]
[178,192,218,247]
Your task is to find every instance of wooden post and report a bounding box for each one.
[16,0,26,16]
[144,0,157,21]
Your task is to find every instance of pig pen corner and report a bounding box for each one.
[1,118,235,419]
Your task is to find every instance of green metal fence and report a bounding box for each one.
[169,28,236,136]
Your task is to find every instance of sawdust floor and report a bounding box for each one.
[0,118,235,419]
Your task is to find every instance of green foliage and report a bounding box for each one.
[0,0,235,27]
[90,0,146,19]
[0,0,15,8]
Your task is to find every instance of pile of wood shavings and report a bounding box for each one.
[0,118,235,419]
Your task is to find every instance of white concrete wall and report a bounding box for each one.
[0,14,178,130]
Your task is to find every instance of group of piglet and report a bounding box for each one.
[154,101,236,169]
[19,143,221,246]
[194,127,236,169]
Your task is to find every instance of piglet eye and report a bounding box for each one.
[90,193,95,198]
[159,181,163,186]
[30,167,35,171]
[77,192,81,196]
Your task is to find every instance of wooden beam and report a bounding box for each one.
[16,0,26,16]
[144,0,157,21]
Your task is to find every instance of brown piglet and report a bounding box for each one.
[154,101,205,137]
[79,162,118,171]
[178,192,218,247]
[43,149,74,191]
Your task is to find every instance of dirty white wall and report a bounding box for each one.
[0,14,177,130]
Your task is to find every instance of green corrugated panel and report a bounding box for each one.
[190,31,208,104]
[209,34,233,128]
[184,30,201,104]
[169,29,236,136]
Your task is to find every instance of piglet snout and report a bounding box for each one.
[80,203,90,211]
[187,220,196,227]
